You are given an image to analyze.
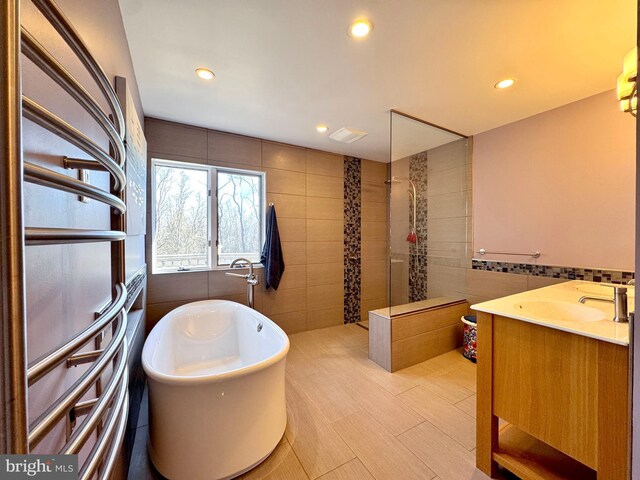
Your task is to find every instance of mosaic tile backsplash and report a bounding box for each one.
[472,259,634,284]
[344,156,362,323]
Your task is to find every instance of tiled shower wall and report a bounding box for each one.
[408,151,428,301]
[390,138,471,305]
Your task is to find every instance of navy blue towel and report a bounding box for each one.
[261,205,285,290]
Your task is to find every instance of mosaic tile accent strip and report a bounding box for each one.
[472,259,634,284]
[409,151,428,302]
[344,156,361,323]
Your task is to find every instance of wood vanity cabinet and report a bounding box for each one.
[476,312,629,480]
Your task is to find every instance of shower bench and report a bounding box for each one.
[368,297,469,372]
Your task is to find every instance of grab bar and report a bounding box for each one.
[477,248,541,259]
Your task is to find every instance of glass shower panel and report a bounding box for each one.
[389,112,469,308]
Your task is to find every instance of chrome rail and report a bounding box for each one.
[1,0,131,474]
[78,382,129,480]
[0,0,29,454]
[27,283,126,385]
[25,228,127,245]
[28,312,127,449]
[63,156,108,172]
[98,404,129,480]
[20,28,125,166]
[477,248,541,259]
[61,342,128,454]
[24,162,126,212]
[22,96,125,190]
[30,0,125,139]
[66,349,104,368]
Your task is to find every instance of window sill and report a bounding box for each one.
[151,263,264,275]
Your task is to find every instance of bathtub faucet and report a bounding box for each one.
[226,258,259,309]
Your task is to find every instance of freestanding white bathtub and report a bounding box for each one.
[142,300,290,480]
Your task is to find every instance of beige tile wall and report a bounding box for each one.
[360,160,389,320]
[145,118,347,334]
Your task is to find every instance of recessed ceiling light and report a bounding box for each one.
[495,78,515,89]
[349,19,372,38]
[195,68,215,80]
[316,124,329,133]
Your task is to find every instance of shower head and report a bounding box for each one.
[385,176,417,192]
[384,176,403,184]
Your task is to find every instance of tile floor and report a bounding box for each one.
[129,323,500,480]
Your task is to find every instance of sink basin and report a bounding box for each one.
[513,300,608,322]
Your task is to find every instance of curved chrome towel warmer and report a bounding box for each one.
[1,1,129,478]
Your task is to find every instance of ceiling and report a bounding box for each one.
[119,0,636,162]
[391,113,464,161]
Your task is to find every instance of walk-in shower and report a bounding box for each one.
[389,111,470,307]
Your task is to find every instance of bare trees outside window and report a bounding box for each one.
[151,159,265,273]
[154,163,210,271]
[217,172,262,265]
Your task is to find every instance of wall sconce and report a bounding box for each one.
[617,47,637,116]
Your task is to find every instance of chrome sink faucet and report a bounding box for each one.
[578,285,628,323]
[225,258,259,308]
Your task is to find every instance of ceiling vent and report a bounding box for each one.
[329,127,368,143]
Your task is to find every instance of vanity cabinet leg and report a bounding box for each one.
[477,312,499,477]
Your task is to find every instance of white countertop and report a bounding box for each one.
[471,280,633,346]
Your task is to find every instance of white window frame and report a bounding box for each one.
[151,158,266,274]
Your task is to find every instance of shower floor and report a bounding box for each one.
[129,324,502,480]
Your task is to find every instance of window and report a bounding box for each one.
[217,171,263,265]
[151,159,265,273]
